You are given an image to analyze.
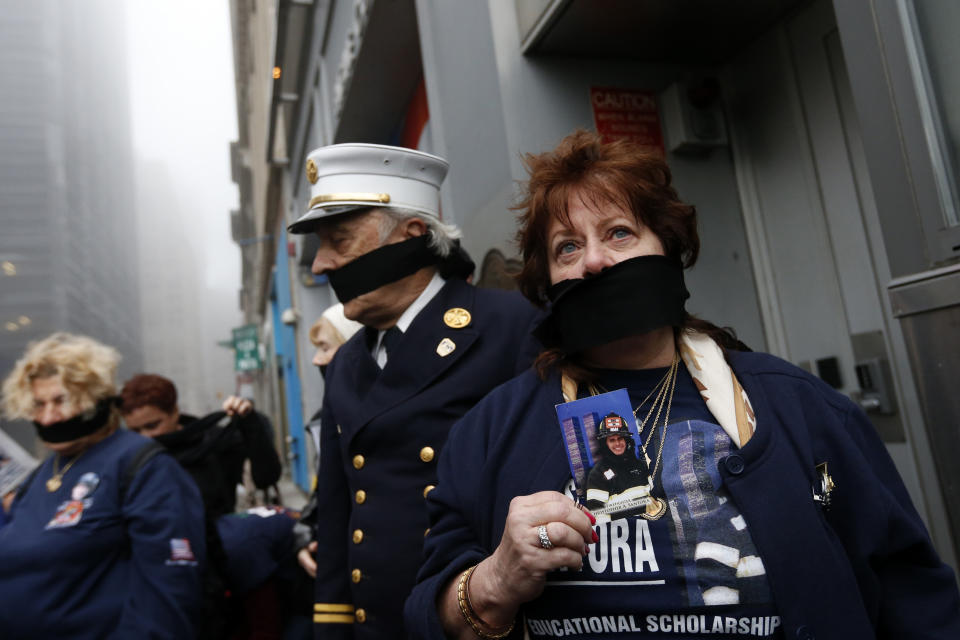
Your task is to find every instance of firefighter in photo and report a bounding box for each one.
[585,413,660,522]
[287,142,541,639]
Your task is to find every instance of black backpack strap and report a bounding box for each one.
[120,440,167,501]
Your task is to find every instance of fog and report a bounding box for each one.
[126,0,239,292]
[0,0,244,447]
[125,0,241,411]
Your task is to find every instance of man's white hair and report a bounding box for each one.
[376,207,462,257]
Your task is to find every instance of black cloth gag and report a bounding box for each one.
[328,236,474,303]
[534,254,689,354]
[327,236,439,303]
[33,396,120,443]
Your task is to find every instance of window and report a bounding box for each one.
[899,0,960,229]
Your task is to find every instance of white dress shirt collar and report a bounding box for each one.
[372,271,446,367]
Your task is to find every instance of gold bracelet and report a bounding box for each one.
[456,565,515,639]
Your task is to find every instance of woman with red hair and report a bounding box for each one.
[406,131,959,639]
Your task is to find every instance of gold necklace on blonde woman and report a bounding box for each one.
[47,453,83,492]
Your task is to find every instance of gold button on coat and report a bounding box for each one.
[352,529,363,544]
[423,484,435,498]
[355,490,366,504]
[419,446,435,462]
[351,569,361,583]
[356,608,367,623]
[352,455,365,469]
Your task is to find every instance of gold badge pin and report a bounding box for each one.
[305,158,319,184]
[436,338,456,357]
[443,308,471,329]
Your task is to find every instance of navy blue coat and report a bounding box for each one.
[406,351,960,639]
[312,277,541,639]
[217,507,297,595]
[0,428,206,639]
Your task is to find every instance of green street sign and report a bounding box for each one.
[232,324,262,372]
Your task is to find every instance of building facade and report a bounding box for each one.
[0,0,142,451]
[229,0,960,569]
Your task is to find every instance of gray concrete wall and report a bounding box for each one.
[414,0,516,263]
[413,0,765,348]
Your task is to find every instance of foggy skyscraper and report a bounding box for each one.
[0,0,141,449]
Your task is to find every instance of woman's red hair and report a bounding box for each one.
[120,374,178,415]
[515,129,699,305]
[513,130,746,378]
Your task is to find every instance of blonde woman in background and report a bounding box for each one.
[0,333,206,639]
[309,302,365,377]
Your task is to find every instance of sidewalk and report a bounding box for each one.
[276,474,309,510]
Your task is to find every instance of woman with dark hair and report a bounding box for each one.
[405,131,960,639]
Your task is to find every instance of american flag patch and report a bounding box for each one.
[166,538,197,565]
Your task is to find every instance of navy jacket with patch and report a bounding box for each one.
[405,351,960,639]
[0,428,206,639]
[312,277,541,640]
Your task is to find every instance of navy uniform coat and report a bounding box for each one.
[312,277,541,639]
[406,351,960,639]
[0,428,206,639]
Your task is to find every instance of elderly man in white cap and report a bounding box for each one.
[288,143,540,639]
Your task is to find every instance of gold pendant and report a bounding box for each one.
[46,475,62,492]
[641,497,667,521]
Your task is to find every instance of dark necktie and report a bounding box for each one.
[382,326,403,359]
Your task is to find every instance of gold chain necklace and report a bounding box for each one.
[629,365,673,417]
[46,453,83,492]
[633,354,677,520]
[642,354,678,484]
[587,360,671,415]
[634,354,677,450]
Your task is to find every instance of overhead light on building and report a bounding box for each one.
[18,316,31,326]
[5,322,19,332]
[2,261,15,276]
[272,66,282,80]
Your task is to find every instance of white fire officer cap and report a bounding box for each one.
[287,143,449,234]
